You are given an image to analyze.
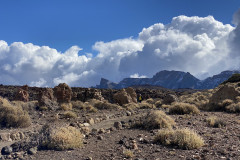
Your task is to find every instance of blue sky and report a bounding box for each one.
[0,0,240,87]
[0,0,240,53]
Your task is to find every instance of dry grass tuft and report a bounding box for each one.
[145,98,155,104]
[139,102,156,109]
[225,102,240,113]
[123,149,134,158]
[40,125,83,151]
[0,97,31,128]
[169,102,200,115]
[63,111,77,119]
[72,101,97,112]
[155,100,162,108]
[134,110,175,130]
[59,103,73,111]
[154,128,204,150]
[88,99,121,110]
[206,116,226,128]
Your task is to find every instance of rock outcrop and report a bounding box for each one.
[113,87,137,105]
[14,85,29,102]
[53,83,72,103]
[209,83,240,106]
[38,88,58,110]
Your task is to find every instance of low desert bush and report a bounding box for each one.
[155,100,162,108]
[154,128,204,150]
[123,103,139,111]
[0,97,31,128]
[123,149,134,158]
[134,110,175,130]
[40,125,83,151]
[12,100,38,112]
[59,103,72,111]
[169,102,200,115]
[88,99,121,110]
[72,101,97,112]
[225,102,240,113]
[63,111,77,119]
[206,116,226,128]
[145,98,155,104]
[139,102,156,109]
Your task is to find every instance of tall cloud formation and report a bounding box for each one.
[1,10,240,87]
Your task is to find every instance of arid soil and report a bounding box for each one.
[1,83,240,160]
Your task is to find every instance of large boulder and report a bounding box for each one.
[53,83,72,103]
[14,85,29,102]
[38,88,58,110]
[209,83,240,106]
[113,87,137,105]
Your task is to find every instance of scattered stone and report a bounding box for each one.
[126,111,132,116]
[98,128,105,134]
[97,135,104,140]
[0,133,12,141]
[83,123,90,127]
[86,118,95,125]
[10,132,21,141]
[86,156,93,160]
[114,121,122,130]
[1,146,12,155]
[109,127,116,131]
[28,147,37,155]
[81,127,91,135]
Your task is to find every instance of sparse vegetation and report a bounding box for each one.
[40,125,83,151]
[89,99,121,110]
[154,128,204,150]
[72,101,97,112]
[0,97,31,128]
[139,102,156,109]
[59,103,73,111]
[155,100,162,108]
[63,111,77,119]
[225,102,240,113]
[134,110,175,130]
[123,149,134,158]
[206,116,226,128]
[169,102,200,115]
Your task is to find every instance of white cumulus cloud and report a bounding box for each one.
[1,9,240,87]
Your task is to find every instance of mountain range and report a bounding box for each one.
[95,70,240,89]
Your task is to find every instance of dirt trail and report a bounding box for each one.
[90,112,145,130]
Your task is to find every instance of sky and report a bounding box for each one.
[0,0,240,87]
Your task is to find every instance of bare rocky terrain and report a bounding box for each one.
[1,76,240,160]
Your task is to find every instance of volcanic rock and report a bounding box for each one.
[53,83,72,103]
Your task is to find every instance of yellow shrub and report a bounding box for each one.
[59,103,72,111]
[63,111,77,119]
[169,102,200,115]
[155,128,204,150]
[225,102,240,113]
[206,116,226,128]
[135,110,175,130]
[41,126,83,151]
[0,97,31,128]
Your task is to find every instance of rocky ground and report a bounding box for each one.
[1,81,240,160]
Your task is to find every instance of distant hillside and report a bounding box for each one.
[96,70,240,89]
